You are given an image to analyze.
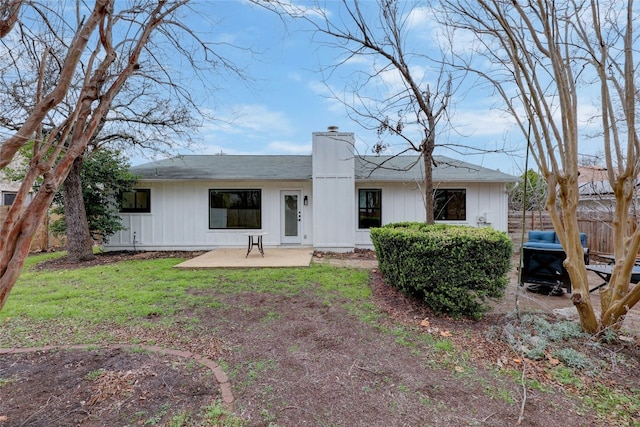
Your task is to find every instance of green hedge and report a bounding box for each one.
[371,222,513,319]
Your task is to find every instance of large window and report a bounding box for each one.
[120,189,151,213]
[209,189,261,229]
[434,189,466,220]
[358,189,382,229]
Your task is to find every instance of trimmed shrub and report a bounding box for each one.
[371,222,513,319]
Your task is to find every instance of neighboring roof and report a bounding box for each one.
[578,166,608,183]
[576,166,640,196]
[131,154,518,183]
[578,180,614,196]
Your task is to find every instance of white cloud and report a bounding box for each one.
[307,80,345,114]
[190,103,319,156]
[288,72,303,82]
[242,0,328,19]
[203,104,295,137]
[452,109,517,137]
[195,134,310,156]
[405,6,437,32]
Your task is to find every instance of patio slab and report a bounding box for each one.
[174,247,314,269]
[491,261,640,335]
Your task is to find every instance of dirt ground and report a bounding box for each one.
[1,250,639,426]
[0,348,218,426]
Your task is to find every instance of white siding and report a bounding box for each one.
[105,180,311,251]
[312,131,356,251]
[466,182,510,232]
[354,181,510,248]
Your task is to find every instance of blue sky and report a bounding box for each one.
[132,1,530,174]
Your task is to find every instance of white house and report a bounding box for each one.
[104,128,518,252]
[0,155,28,206]
[576,165,640,214]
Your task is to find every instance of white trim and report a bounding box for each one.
[280,190,302,244]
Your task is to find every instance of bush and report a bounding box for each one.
[371,222,513,319]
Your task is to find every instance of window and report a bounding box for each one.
[209,189,261,229]
[434,189,466,220]
[120,189,151,213]
[358,189,382,229]
[2,192,16,206]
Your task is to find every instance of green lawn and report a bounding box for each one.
[2,252,638,427]
[1,251,371,347]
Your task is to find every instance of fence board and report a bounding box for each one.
[509,210,616,255]
[0,206,65,252]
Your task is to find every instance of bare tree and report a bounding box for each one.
[0,0,20,38]
[508,169,548,212]
[59,89,198,262]
[443,1,640,332]
[263,0,464,223]
[0,0,241,310]
[0,4,213,263]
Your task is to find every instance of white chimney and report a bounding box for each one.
[312,129,355,252]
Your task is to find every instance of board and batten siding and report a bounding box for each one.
[465,182,510,232]
[312,130,356,252]
[354,181,510,248]
[106,180,312,251]
[107,179,509,251]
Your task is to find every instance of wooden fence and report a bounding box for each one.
[0,206,65,252]
[509,210,617,255]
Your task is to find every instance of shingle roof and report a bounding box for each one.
[357,155,517,183]
[131,155,312,180]
[131,154,517,183]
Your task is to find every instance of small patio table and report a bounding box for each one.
[597,254,640,266]
[586,264,640,292]
[243,232,267,258]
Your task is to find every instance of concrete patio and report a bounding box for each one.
[174,247,314,269]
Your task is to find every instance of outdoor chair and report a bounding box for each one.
[520,230,589,295]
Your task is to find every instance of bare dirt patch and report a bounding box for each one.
[32,250,207,271]
[2,250,639,426]
[1,347,218,426]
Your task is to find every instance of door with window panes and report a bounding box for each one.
[281,190,302,244]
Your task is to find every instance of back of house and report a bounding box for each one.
[104,128,518,252]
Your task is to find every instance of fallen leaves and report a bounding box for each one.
[419,318,454,338]
[545,353,560,366]
[87,368,156,406]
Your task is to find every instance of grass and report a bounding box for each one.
[1,252,370,347]
[84,369,104,381]
[3,251,639,426]
[201,400,244,427]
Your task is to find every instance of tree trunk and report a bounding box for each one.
[0,169,66,310]
[549,175,599,333]
[63,156,95,262]
[424,151,435,224]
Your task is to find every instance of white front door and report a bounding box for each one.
[281,190,302,244]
